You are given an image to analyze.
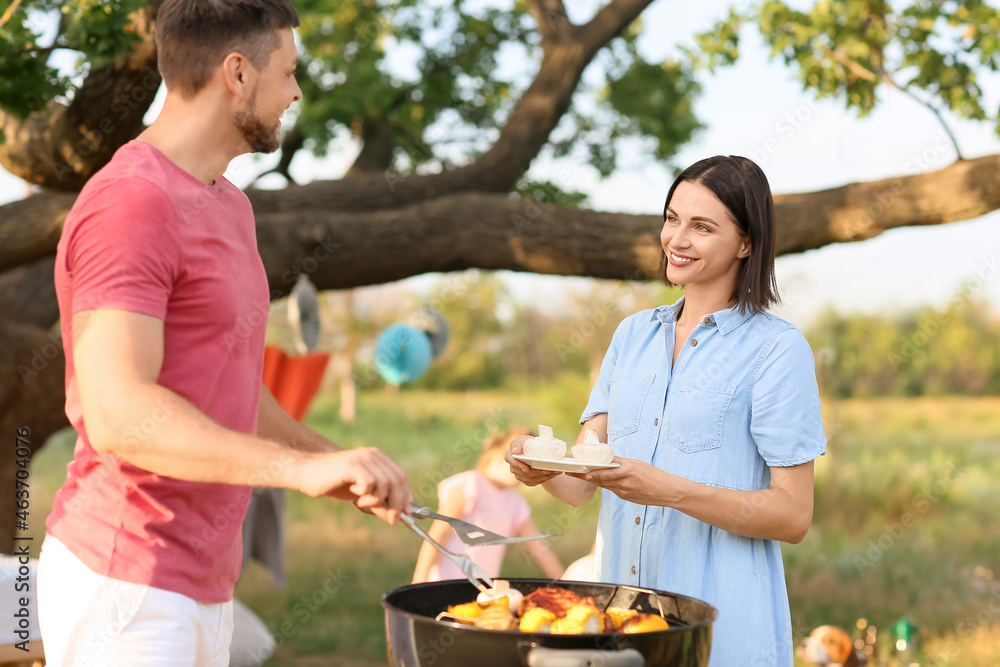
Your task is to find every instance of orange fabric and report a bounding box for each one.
[261,345,331,421]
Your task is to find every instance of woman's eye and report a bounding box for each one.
[666,216,679,225]
[696,224,710,232]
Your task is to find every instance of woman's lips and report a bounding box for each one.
[668,251,698,267]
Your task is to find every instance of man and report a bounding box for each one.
[37,2,413,664]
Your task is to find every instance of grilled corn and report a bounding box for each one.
[620,613,670,633]
[606,607,638,630]
[550,605,605,635]
[519,607,557,633]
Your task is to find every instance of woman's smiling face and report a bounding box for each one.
[661,180,751,292]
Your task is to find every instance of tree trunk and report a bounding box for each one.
[0,318,70,554]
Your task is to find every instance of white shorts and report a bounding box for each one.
[37,535,233,667]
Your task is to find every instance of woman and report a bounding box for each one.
[507,156,826,666]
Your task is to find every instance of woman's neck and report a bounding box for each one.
[677,285,736,327]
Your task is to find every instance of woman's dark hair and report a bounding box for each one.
[659,155,779,314]
[156,0,300,99]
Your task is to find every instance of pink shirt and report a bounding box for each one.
[427,471,531,581]
[47,141,270,603]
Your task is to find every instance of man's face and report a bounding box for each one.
[234,28,302,154]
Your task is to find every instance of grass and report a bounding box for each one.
[26,387,1000,666]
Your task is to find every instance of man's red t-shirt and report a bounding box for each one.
[47,140,271,603]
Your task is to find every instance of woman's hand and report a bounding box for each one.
[568,457,674,507]
[506,434,562,487]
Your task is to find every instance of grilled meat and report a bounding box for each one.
[521,587,596,617]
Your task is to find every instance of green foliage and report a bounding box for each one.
[514,178,588,208]
[7,0,1000,169]
[547,21,702,176]
[808,297,1000,398]
[0,1,68,119]
[0,0,701,174]
[690,0,1000,130]
[604,60,703,169]
[61,0,145,65]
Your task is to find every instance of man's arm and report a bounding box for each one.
[257,385,340,454]
[74,309,411,519]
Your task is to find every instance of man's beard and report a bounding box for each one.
[234,89,281,154]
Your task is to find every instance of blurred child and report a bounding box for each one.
[412,427,564,583]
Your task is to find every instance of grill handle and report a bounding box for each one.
[526,647,644,667]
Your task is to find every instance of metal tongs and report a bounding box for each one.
[409,502,556,547]
[400,512,494,593]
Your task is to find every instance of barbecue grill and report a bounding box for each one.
[382,578,717,667]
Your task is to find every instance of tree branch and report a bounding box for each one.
[5,154,1000,282]
[528,0,573,46]
[0,256,59,328]
[824,46,965,160]
[0,189,77,273]
[579,0,655,56]
[0,2,161,191]
[0,0,24,31]
[250,155,1000,294]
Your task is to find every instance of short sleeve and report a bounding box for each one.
[750,328,827,467]
[437,471,474,516]
[579,316,632,424]
[64,179,181,320]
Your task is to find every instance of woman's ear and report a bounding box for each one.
[737,236,751,259]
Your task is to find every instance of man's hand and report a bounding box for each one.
[505,434,562,487]
[294,447,413,524]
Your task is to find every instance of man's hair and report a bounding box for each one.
[659,155,779,315]
[155,0,300,98]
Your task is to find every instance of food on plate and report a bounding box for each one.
[442,584,669,635]
[621,613,671,633]
[522,425,567,460]
[571,428,615,465]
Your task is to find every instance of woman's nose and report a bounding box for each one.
[668,226,692,247]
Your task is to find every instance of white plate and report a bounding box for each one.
[513,454,620,473]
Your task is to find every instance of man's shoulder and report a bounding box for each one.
[74,143,174,210]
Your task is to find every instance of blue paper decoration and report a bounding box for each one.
[374,324,433,385]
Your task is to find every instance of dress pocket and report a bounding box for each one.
[665,379,737,453]
[607,372,655,441]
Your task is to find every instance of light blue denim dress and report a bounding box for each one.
[581,296,827,667]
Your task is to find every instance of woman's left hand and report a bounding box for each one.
[568,457,674,507]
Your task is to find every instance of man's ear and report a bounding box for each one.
[221,51,252,99]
